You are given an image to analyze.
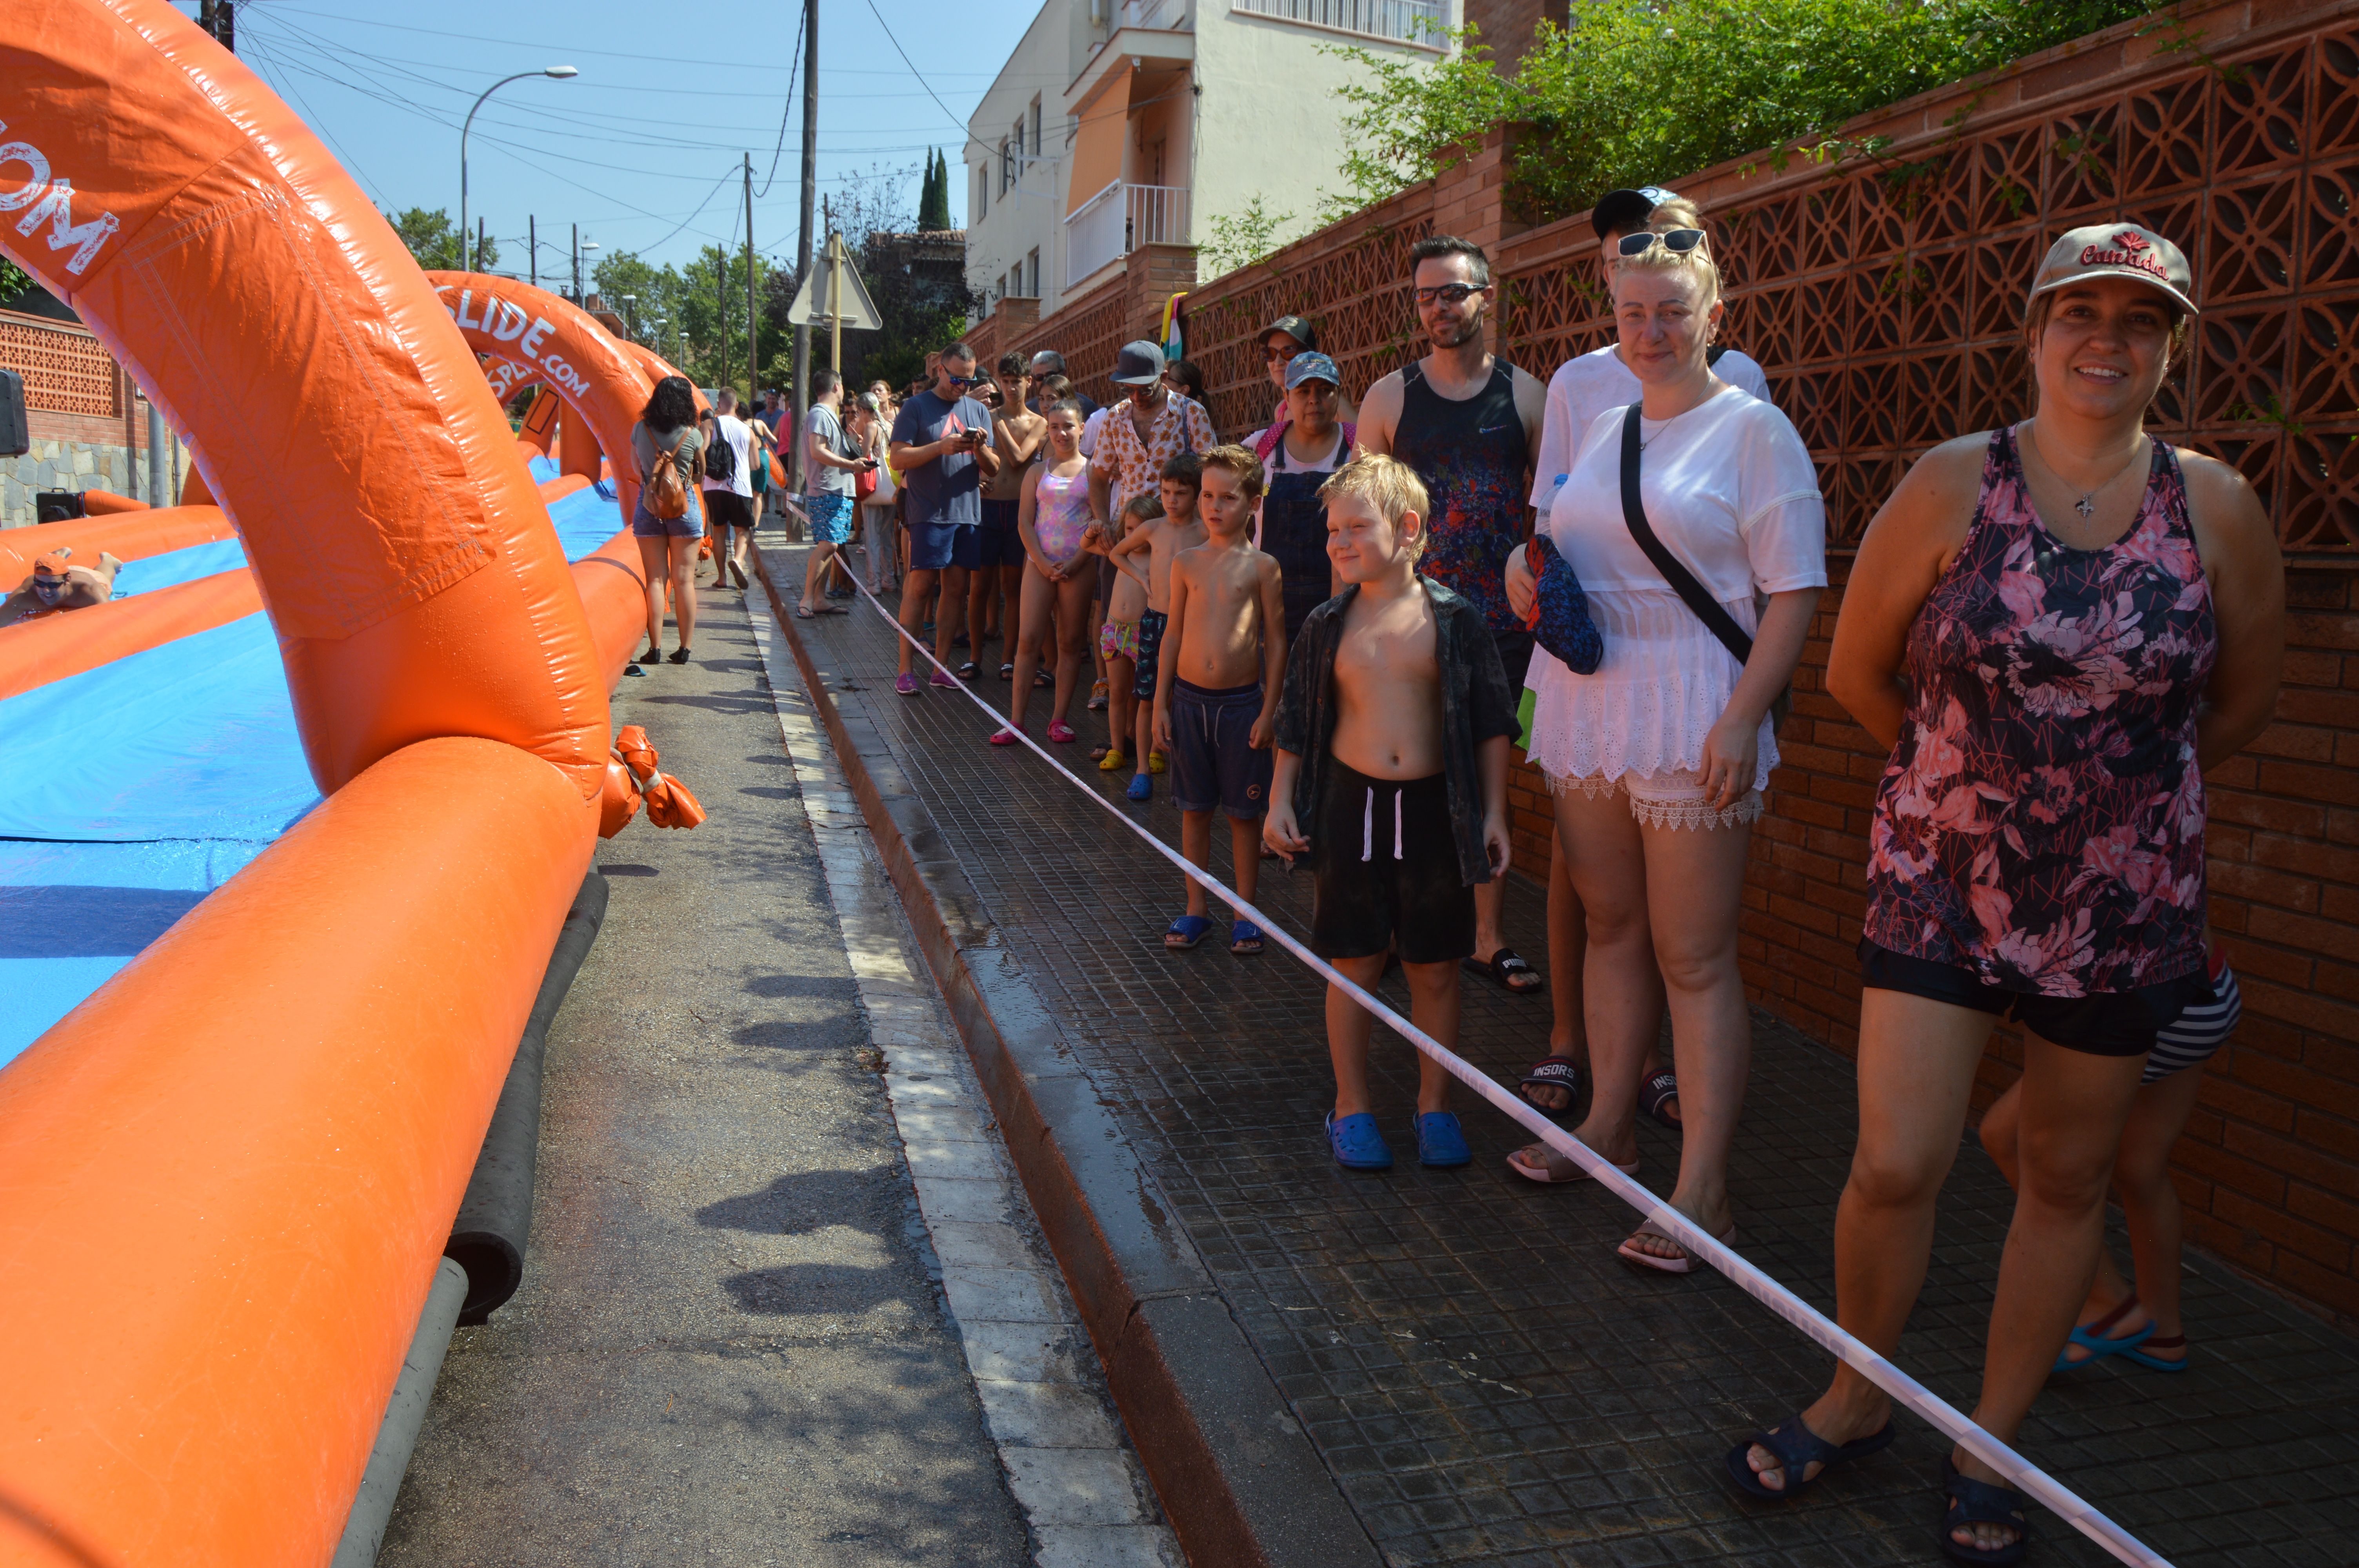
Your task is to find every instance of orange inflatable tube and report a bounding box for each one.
[5,4,607,802]
[2,4,609,1563]
[77,487,146,513]
[0,735,592,1568]
[0,503,233,577]
[428,272,652,527]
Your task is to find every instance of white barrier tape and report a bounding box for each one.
[811,569,2171,1568]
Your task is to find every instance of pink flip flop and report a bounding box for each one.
[1616,1218,1736,1275]
[1506,1145,1637,1185]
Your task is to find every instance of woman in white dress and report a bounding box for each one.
[1504,234,1825,1271]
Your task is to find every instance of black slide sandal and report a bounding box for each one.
[1641,1069,1682,1131]
[1463,948,1542,994]
[1517,1055,1581,1114]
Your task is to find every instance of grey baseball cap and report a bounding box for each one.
[1262,314,1318,349]
[1112,339,1166,385]
[2028,223,2199,316]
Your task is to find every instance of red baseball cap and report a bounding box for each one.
[2028,223,2198,316]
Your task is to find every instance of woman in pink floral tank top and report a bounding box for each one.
[1730,228,2284,1563]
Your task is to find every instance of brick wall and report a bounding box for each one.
[2,309,183,526]
[992,0,2359,1323]
[1458,0,1565,73]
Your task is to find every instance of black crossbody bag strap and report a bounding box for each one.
[1618,402,1753,666]
[1619,402,1792,730]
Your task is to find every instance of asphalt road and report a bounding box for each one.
[378,573,1030,1567]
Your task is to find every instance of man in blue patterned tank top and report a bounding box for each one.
[1359,234,1549,995]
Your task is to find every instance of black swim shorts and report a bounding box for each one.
[1858,940,2213,1058]
[1310,763,1474,965]
[1133,608,1168,703]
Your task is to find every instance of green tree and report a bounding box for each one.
[1321,0,2154,230]
[383,207,498,273]
[918,149,952,232]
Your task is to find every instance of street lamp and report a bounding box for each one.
[620,294,638,340]
[460,66,577,274]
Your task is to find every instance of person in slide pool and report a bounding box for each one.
[1266,454,1516,1172]
[4,546,123,623]
[996,400,1098,746]
[1153,445,1285,957]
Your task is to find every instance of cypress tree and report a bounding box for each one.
[918,148,952,232]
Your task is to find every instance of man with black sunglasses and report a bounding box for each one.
[1356,233,1549,999]
[888,342,1001,696]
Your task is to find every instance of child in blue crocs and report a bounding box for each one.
[1265,454,1518,1171]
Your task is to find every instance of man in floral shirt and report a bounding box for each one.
[1086,340,1216,528]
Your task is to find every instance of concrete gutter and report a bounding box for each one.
[753,547,1379,1568]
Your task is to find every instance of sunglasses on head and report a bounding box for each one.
[1412,282,1485,307]
[1616,228,1707,258]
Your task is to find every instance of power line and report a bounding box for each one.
[753,4,804,199]
[858,0,969,132]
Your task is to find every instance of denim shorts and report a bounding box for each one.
[631,500,703,539]
[910,519,979,572]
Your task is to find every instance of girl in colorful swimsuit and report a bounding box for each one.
[1729,224,2284,1567]
[997,400,1098,746]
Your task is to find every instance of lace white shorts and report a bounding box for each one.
[1545,766,1765,831]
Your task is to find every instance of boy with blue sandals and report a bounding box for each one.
[1156,445,1286,957]
[1265,454,1517,1171]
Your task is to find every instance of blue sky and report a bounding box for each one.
[172,1,1044,276]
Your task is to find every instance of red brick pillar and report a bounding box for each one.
[1429,122,1529,256]
[1125,243,1199,349]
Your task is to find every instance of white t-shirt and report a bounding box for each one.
[701,414,755,498]
[1523,344,1772,692]
[1525,385,1825,790]
[1079,405,1110,459]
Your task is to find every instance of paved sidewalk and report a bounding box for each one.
[379,572,1158,1566]
[780,552,2359,1568]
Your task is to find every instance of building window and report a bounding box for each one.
[1001,137,1016,194]
[974,163,986,220]
[1026,249,1040,297]
[1029,99,1042,157]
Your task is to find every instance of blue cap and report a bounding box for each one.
[1284,350,1341,390]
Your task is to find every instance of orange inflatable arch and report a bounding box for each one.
[0,4,615,1564]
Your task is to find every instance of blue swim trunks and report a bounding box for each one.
[803,492,853,544]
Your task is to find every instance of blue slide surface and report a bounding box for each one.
[0,492,625,1070]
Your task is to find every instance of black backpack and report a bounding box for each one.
[703,417,738,485]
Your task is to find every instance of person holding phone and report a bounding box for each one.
[888,342,1000,695]
[797,369,876,618]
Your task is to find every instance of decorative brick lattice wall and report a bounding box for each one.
[0,310,123,417]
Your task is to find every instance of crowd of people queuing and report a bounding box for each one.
[625,186,2285,1562]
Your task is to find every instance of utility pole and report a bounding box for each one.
[571,222,580,305]
[199,0,235,51]
[744,152,758,408]
[716,236,728,392]
[529,215,537,290]
[477,216,487,276]
[792,0,818,491]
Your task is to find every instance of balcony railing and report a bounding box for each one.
[1229,0,1442,45]
[1065,181,1191,290]
[1118,0,1187,29]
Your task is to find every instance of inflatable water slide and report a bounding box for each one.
[1,6,703,1562]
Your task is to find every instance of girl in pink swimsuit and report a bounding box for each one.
[997,401,1099,746]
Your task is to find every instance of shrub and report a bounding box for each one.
[1324,1,2158,228]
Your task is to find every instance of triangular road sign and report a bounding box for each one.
[786,234,883,330]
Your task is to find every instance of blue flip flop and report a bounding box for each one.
[1415,1111,1471,1168]
[1230,918,1264,955]
[1326,1112,1392,1170]
[1724,1414,1896,1500]
[1163,914,1213,950]
[2052,1295,2154,1373]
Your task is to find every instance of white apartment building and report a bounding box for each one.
[964,0,1454,318]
